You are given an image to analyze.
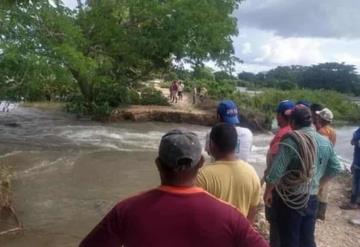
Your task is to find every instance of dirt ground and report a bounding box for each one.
[315,175,360,247]
[256,175,360,247]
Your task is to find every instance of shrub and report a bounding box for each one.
[139,88,169,106]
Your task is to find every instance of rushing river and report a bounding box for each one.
[0,106,355,247]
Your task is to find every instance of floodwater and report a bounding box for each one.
[0,106,354,246]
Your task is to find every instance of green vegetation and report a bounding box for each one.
[236,89,360,123]
[168,66,360,126]
[238,63,360,95]
[0,0,242,116]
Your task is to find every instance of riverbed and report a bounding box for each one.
[0,106,355,246]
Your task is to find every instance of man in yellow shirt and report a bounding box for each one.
[196,123,261,223]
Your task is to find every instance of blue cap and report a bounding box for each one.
[296,100,311,108]
[276,100,295,115]
[217,100,240,125]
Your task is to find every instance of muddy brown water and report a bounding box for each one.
[0,107,354,246]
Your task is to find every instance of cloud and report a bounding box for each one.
[62,0,79,9]
[241,42,252,55]
[254,37,325,65]
[235,0,360,38]
[232,27,360,73]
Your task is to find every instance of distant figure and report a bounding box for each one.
[169,80,178,103]
[177,81,184,101]
[264,106,342,247]
[341,127,360,210]
[263,100,295,247]
[199,87,207,102]
[192,86,197,104]
[197,123,261,223]
[80,130,269,247]
[205,100,253,162]
[314,108,336,220]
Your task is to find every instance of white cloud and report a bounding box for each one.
[254,37,325,65]
[62,0,79,9]
[241,42,252,55]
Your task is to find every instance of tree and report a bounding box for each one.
[298,63,360,94]
[0,0,244,112]
[214,70,237,82]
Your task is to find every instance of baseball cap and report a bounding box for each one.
[316,108,334,122]
[276,100,295,115]
[217,100,240,124]
[296,100,311,108]
[290,105,312,125]
[158,130,202,170]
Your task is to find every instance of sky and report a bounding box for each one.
[63,0,360,73]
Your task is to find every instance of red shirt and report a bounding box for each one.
[269,125,292,157]
[80,186,268,247]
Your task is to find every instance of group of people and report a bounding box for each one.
[169,80,184,103]
[80,98,356,247]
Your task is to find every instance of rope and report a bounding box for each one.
[274,130,317,210]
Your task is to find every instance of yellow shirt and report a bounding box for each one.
[196,160,261,216]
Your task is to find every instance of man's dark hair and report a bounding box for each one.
[210,123,238,153]
[310,103,323,113]
[291,107,312,128]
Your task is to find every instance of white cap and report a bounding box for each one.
[316,108,334,122]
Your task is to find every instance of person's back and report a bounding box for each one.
[206,126,252,162]
[199,123,260,223]
[235,126,253,161]
[197,160,260,216]
[205,100,253,162]
[80,130,268,247]
[80,187,267,247]
[267,127,340,195]
[264,107,342,247]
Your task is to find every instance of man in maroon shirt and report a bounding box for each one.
[80,130,269,247]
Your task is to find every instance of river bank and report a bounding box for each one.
[19,101,270,131]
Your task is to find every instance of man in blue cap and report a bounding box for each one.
[263,100,295,247]
[205,100,253,161]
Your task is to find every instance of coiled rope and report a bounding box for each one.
[274,130,317,210]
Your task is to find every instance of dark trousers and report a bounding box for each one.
[266,193,281,247]
[275,194,318,247]
[351,169,360,204]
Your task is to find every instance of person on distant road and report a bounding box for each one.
[169,80,178,103]
[177,81,184,101]
[80,130,269,247]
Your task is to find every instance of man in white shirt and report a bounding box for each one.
[205,100,253,161]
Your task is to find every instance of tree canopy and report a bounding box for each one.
[238,63,360,94]
[0,0,242,113]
